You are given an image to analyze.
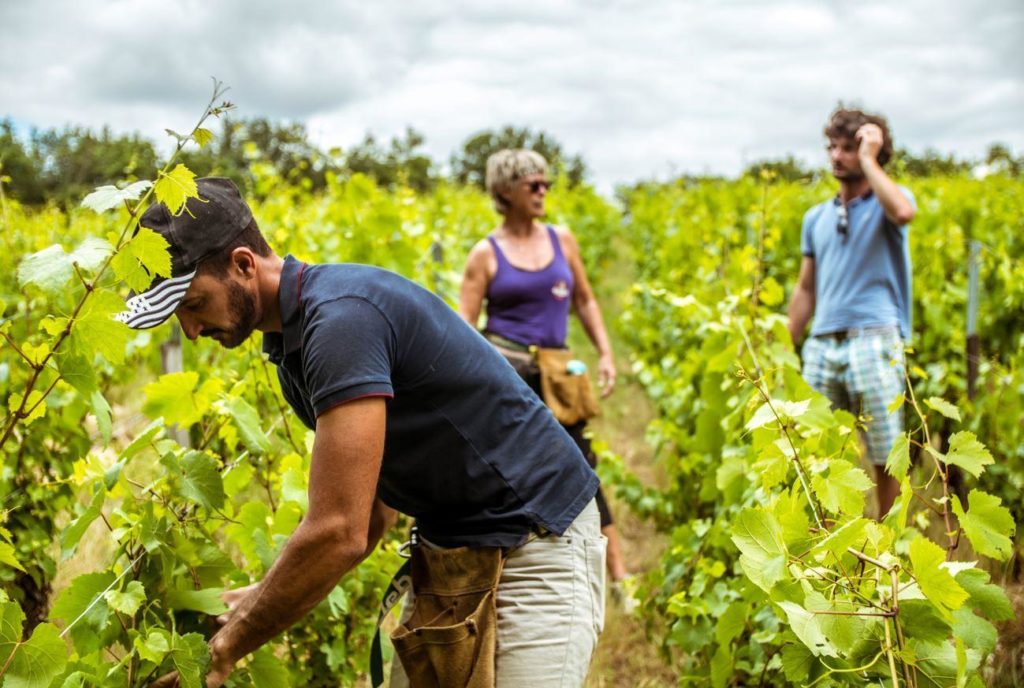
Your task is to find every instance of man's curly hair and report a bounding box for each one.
[825,106,894,167]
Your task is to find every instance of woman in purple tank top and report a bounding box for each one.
[458,149,633,599]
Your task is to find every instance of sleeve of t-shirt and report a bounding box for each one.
[900,185,917,219]
[301,297,396,419]
[800,208,815,257]
[886,186,918,232]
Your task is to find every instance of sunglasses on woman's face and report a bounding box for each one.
[526,180,552,193]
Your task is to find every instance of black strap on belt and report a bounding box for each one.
[369,529,417,687]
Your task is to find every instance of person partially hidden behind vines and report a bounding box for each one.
[458,149,636,611]
[787,106,916,518]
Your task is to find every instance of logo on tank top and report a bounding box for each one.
[551,280,570,300]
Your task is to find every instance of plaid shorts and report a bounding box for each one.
[801,327,906,466]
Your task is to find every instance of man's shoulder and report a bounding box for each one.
[803,198,833,224]
[304,262,420,301]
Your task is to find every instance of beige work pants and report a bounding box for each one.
[390,499,606,687]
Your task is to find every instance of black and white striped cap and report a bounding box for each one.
[115,177,252,329]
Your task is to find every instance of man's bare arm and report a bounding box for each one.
[787,257,816,346]
[209,397,388,671]
[857,124,915,226]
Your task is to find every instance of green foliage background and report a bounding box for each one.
[0,96,1020,687]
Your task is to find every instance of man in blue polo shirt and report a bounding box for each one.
[787,107,916,518]
[118,178,604,687]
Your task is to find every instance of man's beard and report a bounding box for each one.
[205,281,259,349]
[832,166,865,183]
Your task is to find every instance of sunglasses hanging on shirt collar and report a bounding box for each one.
[836,204,849,242]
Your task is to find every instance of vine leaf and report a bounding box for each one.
[143,371,200,426]
[58,351,98,395]
[776,600,838,658]
[111,226,172,293]
[134,630,170,664]
[3,622,67,688]
[81,181,153,213]
[154,164,199,216]
[951,490,1015,560]
[166,588,228,616]
[7,390,46,425]
[0,541,24,572]
[951,607,998,652]
[811,518,867,564]
[167,450,226,512]
[227,396,272,454]
[811,459,872,516]
[104,580,146,616]
[67,289,130,365]
[885,432,910,481]
[955,569,1014,621]
[0,601,26,668]
[192,128,214,148]
[248,646,290,688]
[908,537,968,619]
[170,632,211,688]
[69,237,114,272]
[731,508,787,593]
[940,432,994,478]
[17,245,74,295]
[924,396,961,422]
[91,390,113,444]
[60,488,105,561]
[745,398,809,432]
[50,571,115,654]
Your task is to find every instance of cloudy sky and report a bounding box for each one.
[2,0,1021,189]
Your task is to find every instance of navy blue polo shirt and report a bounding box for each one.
[262,255,598,548]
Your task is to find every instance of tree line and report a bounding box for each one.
[0,116,1019,207]
[0,118,586,207]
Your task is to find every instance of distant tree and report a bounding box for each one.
[450,126,586,189]
[0,119,43,203]
[179,117,337,193]
[984,143,1022,176]
[19,126,158,207]
[742,155,815,183]
[891,147,971,177]
[345,127,435,192]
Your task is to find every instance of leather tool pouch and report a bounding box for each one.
[535,347,600,426]
[391,544,505,688]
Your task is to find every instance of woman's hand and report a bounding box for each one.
[597,353,617,398]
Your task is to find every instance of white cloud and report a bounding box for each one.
[1,0,1021,190]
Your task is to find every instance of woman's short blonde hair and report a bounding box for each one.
[485,149,549,214]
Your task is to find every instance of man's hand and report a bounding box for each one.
[856,123,884,163]
[216,583,259,626]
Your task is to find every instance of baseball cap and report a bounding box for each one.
[115,177,253,329]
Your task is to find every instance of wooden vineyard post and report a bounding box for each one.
[161,324,191,447]
[966,240,981,400]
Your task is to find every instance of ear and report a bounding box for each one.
[230,247,258,278]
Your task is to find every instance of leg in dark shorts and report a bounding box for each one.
[525,371,614,528]
[564,421,613,528]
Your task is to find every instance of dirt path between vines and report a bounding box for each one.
[575,240,676,688]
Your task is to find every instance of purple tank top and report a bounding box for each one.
[484,226,574,348]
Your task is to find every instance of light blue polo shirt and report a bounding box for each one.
[801,188,915,339]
